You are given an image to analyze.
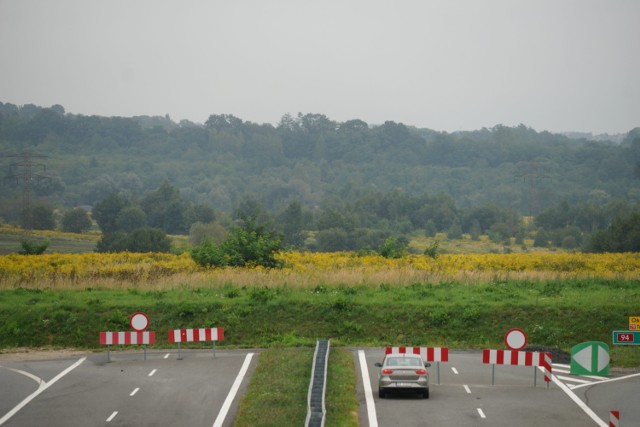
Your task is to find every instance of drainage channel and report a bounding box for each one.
[305,339,330,427]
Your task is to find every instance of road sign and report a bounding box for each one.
[570,341,609,376]
[612,330,640,345]
[630,316,640,330]
[130,312,149,331]
[504,328,527,350]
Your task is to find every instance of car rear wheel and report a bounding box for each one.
[423,389,429,399]
[378,389,386,398]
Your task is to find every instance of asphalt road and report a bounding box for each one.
[355,348,640,427]
[2,347,638,426]
[0,349,258,427]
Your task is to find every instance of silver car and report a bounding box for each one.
[375,354,430,398]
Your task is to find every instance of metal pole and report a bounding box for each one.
[492,364,495,386]
[212,341,216,358]
[144,345,147,361]
[533,366,537,387]
[178,343,182,360]
[107,345,111,363]
[437,361,440,385]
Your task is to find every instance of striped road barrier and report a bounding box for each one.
[168,328,224,359]
[385,346,449,384]
[610,410,619,427]
[99,331,156,362]
[482,349,552,386]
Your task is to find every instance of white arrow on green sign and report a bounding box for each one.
[570,341,609,376]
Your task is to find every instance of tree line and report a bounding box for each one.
[1,102,640,254]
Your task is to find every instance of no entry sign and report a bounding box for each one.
[130,312,150,331]
[505,328,527,350]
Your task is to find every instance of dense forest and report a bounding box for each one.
[1,102,639,252]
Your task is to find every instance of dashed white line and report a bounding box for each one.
[451,367,459,374]
[477,408,486,419]
[148,369,157,377]
[130,387,140,396]
[106,411,118,422]
[463,385,471,394]
[164,353,170,359]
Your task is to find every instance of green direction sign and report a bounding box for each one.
[612,330,640,345]
[570,341,610,376]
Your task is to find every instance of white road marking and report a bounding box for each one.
[477,408,486,418]
[212,353,254,427]
[0,357,86,426]
[358,350,378,427]
[164,353,170,359]
[451,367,459,374]
[569,371,640,390]
[130,387,140,396]
[557,375,592,384]
[463,385,471,394]
[106,411,118,422]
[148,369,157,377]
[0,367,45,386]
[549,373,607,427]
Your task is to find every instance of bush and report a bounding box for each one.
[96,228,171,253]
[19,239,50,255]
[378,236,407,259]
[191,219,282,268]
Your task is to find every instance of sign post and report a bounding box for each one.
[612,330,640,345]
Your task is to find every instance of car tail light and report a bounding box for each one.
[415,369,427,375]
[381,369,394,375]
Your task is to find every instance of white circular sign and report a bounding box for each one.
[130,312,149,331]
[505,328,527,350]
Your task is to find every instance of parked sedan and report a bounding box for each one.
[375,353,430,398]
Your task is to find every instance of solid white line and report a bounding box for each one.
[106,411,118,422]
[569,371,640,390]
[212,353,254,427]
[556,375,593,384]
[358,350,378,427]
[550,374,607,427]
[148,369,157,377]
[1,367,45,387]
[0,357,86,426]
[451,367,459,374]
[130,387,140,396]
[463,385,471,394]
[477,408,486,418]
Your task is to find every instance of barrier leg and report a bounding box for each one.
[212,341,216,358]
[437,361,440,385]
[144,345,147,361]
[178,343,182,360]
[107,345,111,363]
[492,364,495,386]
[534,366,537,387]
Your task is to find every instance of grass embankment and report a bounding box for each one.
[0,279,638,366]
[234,347,358,427]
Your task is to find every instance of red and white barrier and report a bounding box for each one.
[482,349,552,382]
[385,346,449,362]
[100,331,155,345]
[610,410,619,427]
[168,327,224,343]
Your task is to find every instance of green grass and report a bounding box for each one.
[233,347,358,427]
[0,279,638,366]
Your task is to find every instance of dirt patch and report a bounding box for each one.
[0,347,89,362]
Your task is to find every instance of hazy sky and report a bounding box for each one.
[1,0,638,134]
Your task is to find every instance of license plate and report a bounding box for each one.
[396,382,414,387]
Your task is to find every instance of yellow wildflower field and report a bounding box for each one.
[0,251,639,289]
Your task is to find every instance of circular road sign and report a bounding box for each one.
[130,312,150,331]
[505,328,527,350]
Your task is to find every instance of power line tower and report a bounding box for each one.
[4,151,50,232]
[517,161,551,219]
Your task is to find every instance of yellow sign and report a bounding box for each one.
[630,316,640,330]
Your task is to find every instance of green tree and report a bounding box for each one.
[585,212,640,252]
[115,205,147,233]
[30,205,55,230]
[61,208,92,233]
[93,193,128,233]
[378,236,408,259]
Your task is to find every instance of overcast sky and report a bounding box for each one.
[1,0,638,134]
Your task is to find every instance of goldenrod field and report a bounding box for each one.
[1,251,639,289]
